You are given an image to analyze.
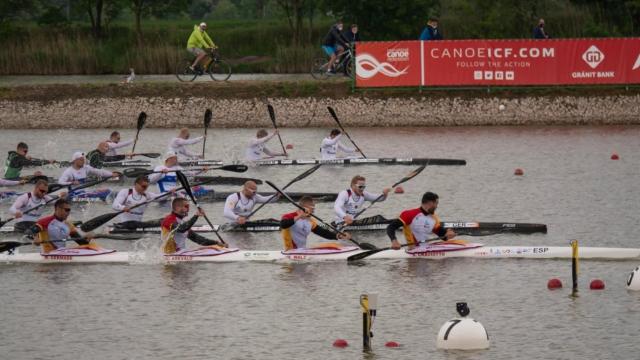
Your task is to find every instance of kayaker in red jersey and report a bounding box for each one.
[161,197,223,254]
[386,191,457,250]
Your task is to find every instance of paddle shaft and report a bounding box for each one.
[175,171,226,245]
[347,237,443,261]
[327,106,366,158]
[267,105,288,156]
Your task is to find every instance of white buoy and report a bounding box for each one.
[437,302,489,350]
[627,266,640,290]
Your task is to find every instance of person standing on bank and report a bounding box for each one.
[533,18,550,39]
[419,18,443,40]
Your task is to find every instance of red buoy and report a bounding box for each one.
[333,339,349,348]
[611,153,619,160]
[385,341,400,348]
[547,278,563,289]
[394,186,404,194]
[590,279,605,290]
[514,168,524,176]
[286,144,294,150]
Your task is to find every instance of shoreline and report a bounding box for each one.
[1,80,639,128]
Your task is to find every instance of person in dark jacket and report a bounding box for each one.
[86,141,128,169]
[343,24,360,44]
[419,18,443,41]
[322,20,349,73]
[4,142,53,179]
[533,18,550,39]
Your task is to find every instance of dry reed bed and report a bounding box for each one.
[1,95,639,128]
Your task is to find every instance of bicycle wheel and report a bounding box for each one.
[176,60,197,82]
[344,58,354,79]
[208,59,232,81]
[310,58,330,80]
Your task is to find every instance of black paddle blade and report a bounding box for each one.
[47,183,67,193]
[267,104,276,123]
[0,241,25,253]
[347,247,386,261]
[175,171,196,203]
[137,112,147,130]
[358,242,378,250]
[327,106,339,121]
[204,109,212,128]
[80,212,121,232]
[123,167,153,178]
[393,164,427,187]
[289,164,321,185]
[219,164,248,173]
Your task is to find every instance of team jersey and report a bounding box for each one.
[10,191,56,223]
[168,137,203,158]
[58,165,113,185]
[245,134,278,161]
[35,215,79,253]
[186,25,216,49]
[334,188,384,221]
[4,151,48,178]
[223,191,275,222]
[280,211,337,250]
[112,188,159,222]
[397,207,442,245]
[106,139,133,156]
[147,165,195,193]
[320,134,355,160]
[161,212,198,254]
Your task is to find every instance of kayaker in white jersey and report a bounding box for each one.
[9,179,65,233]
[106,131,134,157]
[58,152,118,185]
[280,196,351,250]
[334,175,390,225]
[320,129,356,160]
[111,175,164,230]
[148,151,206,193]
[168,128,204,159]
[245,129,286,161]
[223,180,278,224]
[387,191,456,250]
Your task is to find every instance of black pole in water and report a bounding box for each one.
[571,240,579,296]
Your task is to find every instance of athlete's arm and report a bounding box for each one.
[112,189,129,211]
[333,190,349,220]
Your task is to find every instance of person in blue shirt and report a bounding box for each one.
[533,18,550,39]
[419,18,443,41]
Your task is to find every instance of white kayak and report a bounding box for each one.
[1,244,640,264]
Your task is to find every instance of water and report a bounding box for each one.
[1,126,640,359]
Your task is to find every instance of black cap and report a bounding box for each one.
[421,191,439,203]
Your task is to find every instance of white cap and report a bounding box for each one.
[71,152,85,162]
[199,22,207,28]
[165,151,178,160]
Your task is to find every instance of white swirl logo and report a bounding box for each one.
[356,53,409,79]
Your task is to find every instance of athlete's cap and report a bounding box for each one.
[71,152,85,161]
[165,151,178,160]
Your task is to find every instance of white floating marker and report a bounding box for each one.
[627,266,640,291]
[437,302,489,350]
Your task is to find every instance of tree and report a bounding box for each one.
[0,0,38,26]
[276,0,314,45]
[129,0,191,44]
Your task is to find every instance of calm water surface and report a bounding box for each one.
[1,126,640,359]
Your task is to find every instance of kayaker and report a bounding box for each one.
[387,191,457,250]
[334,175,390,225]
[161,197,224,254]
[223,180,278,224]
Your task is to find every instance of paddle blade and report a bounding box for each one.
[218,164,248,173]
[327,106,339,122]
[137,112,147,130]
[47,183,67,193]
[176,171,196,204]
[80,212,121,232]
[288,164,321,186]
[267,104,276,125]
[393,164,427,187]
[204,109,212,128]
[347,248,386,261]
[123,167,153,178]
[0,241,25,253]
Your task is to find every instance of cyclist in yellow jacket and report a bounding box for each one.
[187,22,216,71]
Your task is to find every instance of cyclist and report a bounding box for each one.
[322,20,349,74]
[187,22,217,72]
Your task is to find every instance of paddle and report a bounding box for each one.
[202,109,212,158]
[267,104,287,157]
[123,164,248,178]
[265,180,376,250]
[131,153,160,159]
[0,234,143,253]
[79,178,217,232]
[131,112,147,153]
[327,106,366,158]
[246,164,321,219]
[347,236,445,261]
[47,173,121,194]
[176,171,226,245]
[337,164,427,229]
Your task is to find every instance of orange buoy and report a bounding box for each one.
[333,339,349,348]
[514,168,524,176]
[394,186,404,194]
[385,341,400,348]
[611,153,619,160]
[286,144,294,150]
[547,278,563,289]
[590,279,605,290]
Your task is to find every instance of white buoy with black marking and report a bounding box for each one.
[437,302,489,350]
[627,266,640,291]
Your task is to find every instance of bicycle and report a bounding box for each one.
[176,48,232,82]
[311,45,354,80]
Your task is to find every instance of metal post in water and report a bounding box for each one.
[360,293,377,351]
[571,239,579,296]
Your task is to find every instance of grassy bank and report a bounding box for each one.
[0,20,330,75]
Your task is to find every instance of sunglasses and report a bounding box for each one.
[357,185,366,190]
[62,208,72,212]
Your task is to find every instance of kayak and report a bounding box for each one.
[179,157,467,167]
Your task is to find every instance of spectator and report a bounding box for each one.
[322,20,349,74]
[533,18,550,39]
[344,24,360,44]
[419,18,443,41]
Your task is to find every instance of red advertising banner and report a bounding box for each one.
[423,38,640,86]
[355,38,640,87]
[355,41,422,87]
